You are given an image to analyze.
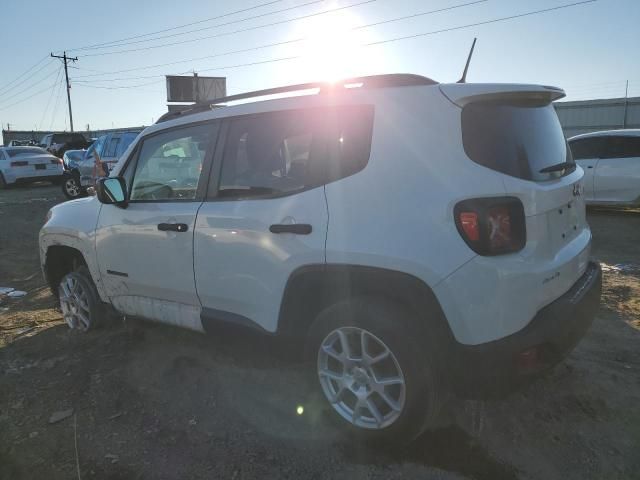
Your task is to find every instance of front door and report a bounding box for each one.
[194,109,331,333]
[96,122,219,331]
[594,135,640,203]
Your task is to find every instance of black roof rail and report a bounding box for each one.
[156,73,437,124]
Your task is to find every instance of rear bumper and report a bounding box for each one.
[452,260,601,397]
[13,174,63,184]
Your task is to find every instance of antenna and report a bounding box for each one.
[457,38,477,83]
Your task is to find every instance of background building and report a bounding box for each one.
[555,96,640,137]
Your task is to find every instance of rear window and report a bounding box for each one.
[53,133,86,144]
[462,100,572,181]
[6,147,48,157]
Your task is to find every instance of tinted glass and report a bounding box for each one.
[104,137,120,158]
[218,105,374,199]
[569,137,607,160]
[116,132,139,157]
[65,150,85,162]
[6,147,48,157]
[603,136,640,159]
[52,133,85,144]
[462,100,572,181]
[92,135,107,157]
[130,124,215,201]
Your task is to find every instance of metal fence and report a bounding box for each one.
[555,96,640,138]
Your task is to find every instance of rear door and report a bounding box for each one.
[594,135,640,203]
[194,108,331,333]
[569,136,606,201]
[96,122,218,331]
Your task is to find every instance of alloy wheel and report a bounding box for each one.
[64,178,81,197]
[317,326,406,429]
[58,274,92,331]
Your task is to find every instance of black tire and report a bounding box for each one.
[61,172,85,199]
[306,297,445,444]
[57,266,104,332]
[0,173,6,189]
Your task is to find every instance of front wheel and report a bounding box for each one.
[58,268,103,332]
[306,298,445,443]
[61,173,85,199]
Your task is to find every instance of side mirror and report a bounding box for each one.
[96,177,128,207]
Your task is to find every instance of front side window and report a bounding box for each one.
[129,124,215,201]
[603,136,640,159]
[217,105,374,199]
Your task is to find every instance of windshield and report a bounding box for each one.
[5,147,48,157]
[462,100,573,181]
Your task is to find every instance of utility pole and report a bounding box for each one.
[50,51,78,132]
[622,80,629,129]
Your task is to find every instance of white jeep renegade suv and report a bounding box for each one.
[40,74,601,442]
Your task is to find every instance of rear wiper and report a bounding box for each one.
[539,162,575,174]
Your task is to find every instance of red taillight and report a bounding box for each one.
[50,158,62,165]
[459,212,479,241]
[11,161,28,167]
[454,197,526,256]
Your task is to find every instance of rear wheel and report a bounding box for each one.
[307,298,445,443]
[62,173,85,199]
[58,267,102,332]
[0,173,6,189]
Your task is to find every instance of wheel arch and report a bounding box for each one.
[277,264,456,348]
[43,245,88,297]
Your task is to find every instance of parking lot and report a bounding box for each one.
[1,183,639,480]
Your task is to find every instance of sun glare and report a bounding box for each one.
[292,8,379,82]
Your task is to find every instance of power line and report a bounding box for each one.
[0,56,49,96]
[49,76,66,130]
[0,81,60,112]
[364,0,596,47]
[0,60,57,99]
[73,0,596,88]
[78,0,378,57]
[73,0,486,81]
[38,65,63,130]
[65,0,284,52]
[74,0,324,53]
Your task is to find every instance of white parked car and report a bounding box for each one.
[39,74,601,442]
[0,146,64,188]
[568,129,640,206]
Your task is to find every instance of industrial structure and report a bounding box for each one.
[3,94,640,146]
[555,96,640,137]
[1,126,144,146]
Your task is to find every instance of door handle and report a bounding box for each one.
[587,166,593,169]
[158,223,188,232]
[269,224,312,235]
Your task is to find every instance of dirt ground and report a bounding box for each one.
[1,183,639,480]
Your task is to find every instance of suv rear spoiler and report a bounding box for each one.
[439,83,565,107]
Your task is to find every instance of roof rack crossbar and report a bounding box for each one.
[156,74,437,124]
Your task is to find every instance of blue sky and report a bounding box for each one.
[0,0,638,132]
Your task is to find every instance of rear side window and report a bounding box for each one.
[462,100,572,181]
[603,136,640,159]
[217,105,374,199]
